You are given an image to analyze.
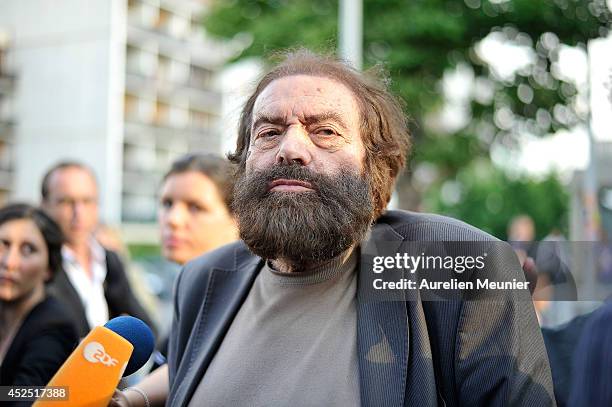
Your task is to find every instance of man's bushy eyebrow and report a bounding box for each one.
[252,114,285,131]
[302,112,348,130]
[252,111,349,131]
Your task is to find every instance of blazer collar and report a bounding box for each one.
[173,245,262,407]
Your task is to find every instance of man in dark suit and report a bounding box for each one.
[166,50,554,407]
[41,161,154,338]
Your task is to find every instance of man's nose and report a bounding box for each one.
[71,201,85,219]
[276,125,313,166]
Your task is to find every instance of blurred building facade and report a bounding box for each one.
[0,0,238,236]
[0,33,14,205]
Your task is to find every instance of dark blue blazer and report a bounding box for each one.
[166,210,555,406]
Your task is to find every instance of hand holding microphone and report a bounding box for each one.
[33,316,154,407]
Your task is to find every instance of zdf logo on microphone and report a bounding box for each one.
[83,342,118,367]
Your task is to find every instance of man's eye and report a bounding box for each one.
[259,129,280,138]
[315,128,337,137]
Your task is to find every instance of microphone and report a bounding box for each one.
[33,316,155,407]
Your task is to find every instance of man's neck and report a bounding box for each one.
[67,239,91,256]
[270,245,357,274]
[66,240,93,276]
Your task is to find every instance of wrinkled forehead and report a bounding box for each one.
[251,74,361,124]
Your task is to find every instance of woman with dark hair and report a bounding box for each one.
[158,153,237,265]
[0,203,79,390]
[111,153,238,407]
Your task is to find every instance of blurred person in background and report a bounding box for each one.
[0,203,79,395]
[41,161,154,338]
[567,301,612,406]
[110,153,238,407]
[508,214,553,324]
[535,227,576,327]
[158,154,238,266]
[507,214,537,261]
[541,306,593,407]
[95,223,131,258]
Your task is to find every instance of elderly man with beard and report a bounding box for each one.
[165,50,555,407]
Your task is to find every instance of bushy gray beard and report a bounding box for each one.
[232,164,374,269]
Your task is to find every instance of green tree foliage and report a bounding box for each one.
[204,0,610,237]
[420,158,569,239]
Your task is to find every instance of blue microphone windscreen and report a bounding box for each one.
[104,316,155,376]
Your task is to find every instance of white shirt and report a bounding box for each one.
[62,239,109,329]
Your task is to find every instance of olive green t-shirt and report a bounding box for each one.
[188,250,360,407]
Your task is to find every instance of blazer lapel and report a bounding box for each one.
[357,222,410,407]
[172,247,262,407]
[47,268,90,338]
